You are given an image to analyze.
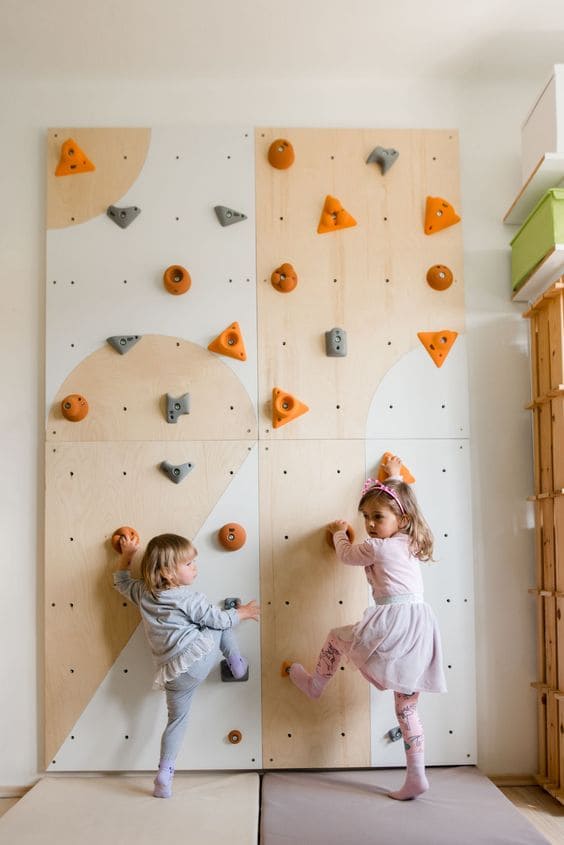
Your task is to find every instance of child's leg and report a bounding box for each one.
[289,632,344,699]
[154,672,201,798]
[388,691,429,800]
[219,628,248,679]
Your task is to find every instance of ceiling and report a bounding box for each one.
[1,0,564,82]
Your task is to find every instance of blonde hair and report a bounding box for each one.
[358,479,434,561]
[140,533,194,596]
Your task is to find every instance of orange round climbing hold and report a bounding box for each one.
[325,524,355,548]
[268,139,295,170]
[228,729,242,744]
[281,661,292,678]
[426,264,453,291]
[61,394,89,422]
[218,523,247,551]
[111,526,140,553]
[163,265,191,295]
[271,263,298,293]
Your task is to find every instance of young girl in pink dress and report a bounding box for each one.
[289,456,446,800]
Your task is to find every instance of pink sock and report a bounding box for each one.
[388,692,429,801]
[289,663,327,699]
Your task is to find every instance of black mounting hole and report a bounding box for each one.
[279,217,284,221]
[338,600,343,605]
[285,601,290,605]
[284,535,289,540]
[341,732,346,737]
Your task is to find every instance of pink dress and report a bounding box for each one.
[331,530,446,695]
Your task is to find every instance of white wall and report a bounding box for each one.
[0,66,546,786]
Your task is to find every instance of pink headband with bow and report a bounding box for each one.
[360,478,406,514]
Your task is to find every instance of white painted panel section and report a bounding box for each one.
[46,127,257,413]
[49,445,261,771]
[365,337,469,440]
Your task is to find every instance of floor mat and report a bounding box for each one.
[260,767,549,844]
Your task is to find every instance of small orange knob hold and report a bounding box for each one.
[55,138,95,176]
[325,524,355,548]
[218,523,247,551]
[268,139,295,170]
[163,265,191,295]
[61,394,89,422]
[208,322,247,361]
[272,388,309,429]
[424,197,461,235]
[111,526,140,553]
[281,661,292,677]
[271,263,298,293]
[317,195,357,234]
[426,265,453,291]
[228,729,242,744]
[377,452,416,484]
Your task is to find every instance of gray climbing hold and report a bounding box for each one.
[224,597,241,610]
[106,205,142,229]
[165,393,190,423]
[366,146,399,175]
[159,460,194,484]
[214,205,248,227]
[387,726,403,742]
[106,335,142,355]
[325,327,347,357]
[220,658,249,682]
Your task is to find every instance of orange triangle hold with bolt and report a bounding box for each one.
[272,387,309,429]
[317,195,357,234]
[417,330,458,368]
[377,452,416,484]
[55,138,96,176]
[424,196,460,234]
[208,322,247,361]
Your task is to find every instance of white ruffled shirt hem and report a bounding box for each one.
[152,632,216,690]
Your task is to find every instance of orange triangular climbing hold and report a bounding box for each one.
[317,195,357,234]
[377,452,416,484]
[55,138,96,176]
[417,330,458,368]
[272,388,309,429]
[424,196,460,235]
[208,322,247,361]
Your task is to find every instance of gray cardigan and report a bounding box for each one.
[113,571,239,667]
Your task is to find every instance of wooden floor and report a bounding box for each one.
[2,783,564,842]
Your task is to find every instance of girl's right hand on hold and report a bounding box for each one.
[383,454,402,478]
[119,535,139,561]
[237,600,260,621]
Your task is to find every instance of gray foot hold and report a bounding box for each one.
[159,460,194,484]
[165,393,190,423]
[325,327,347,357]
[387,726,403,742]
[220,659,249,683]
[107,205,142,228]
[224,597,241,610]
[366,146,399,174]
[106,335,141,354]
[214,205,248,227]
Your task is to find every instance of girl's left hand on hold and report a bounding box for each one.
[327,519,349,535]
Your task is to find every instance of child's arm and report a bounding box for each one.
[112,536,142,604]
[382,454,403,479]
[327,521,375,566]
[187,593,260,630]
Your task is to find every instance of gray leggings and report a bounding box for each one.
[160,628,239,762]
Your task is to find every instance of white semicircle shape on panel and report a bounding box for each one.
[365,335,469,440]
[48,443,261,772]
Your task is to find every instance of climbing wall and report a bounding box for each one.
[45,126,475,772]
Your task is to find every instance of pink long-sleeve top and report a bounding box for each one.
[333,530,424,600]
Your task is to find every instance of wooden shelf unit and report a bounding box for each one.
[524,279,564,802]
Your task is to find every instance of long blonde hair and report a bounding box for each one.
[140,533,194,596]
[358,479,434,561]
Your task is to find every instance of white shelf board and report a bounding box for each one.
[512,245,564,302]
[504,153,564,225]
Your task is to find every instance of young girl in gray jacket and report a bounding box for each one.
[113,532,260,798]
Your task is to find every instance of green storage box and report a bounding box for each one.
[511,188,564,291]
